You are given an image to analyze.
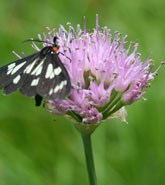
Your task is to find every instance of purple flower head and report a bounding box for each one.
[33,16,160,127]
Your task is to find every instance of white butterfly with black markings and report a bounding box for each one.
[0,36,71,106]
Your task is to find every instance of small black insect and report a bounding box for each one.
[0,37,71,106]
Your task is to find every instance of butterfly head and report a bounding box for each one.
[24,36,60,54]
[52,36,59,54]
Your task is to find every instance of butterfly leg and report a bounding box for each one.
[57,52,71,62]
[35,94,43,106]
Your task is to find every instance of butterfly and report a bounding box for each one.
[0,36,71,106]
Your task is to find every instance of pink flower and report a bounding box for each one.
[37,16,160,124]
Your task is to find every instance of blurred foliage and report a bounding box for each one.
[0,0,165,185]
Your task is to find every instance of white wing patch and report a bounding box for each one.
[49,88,54,95]
[46,66,62,80]
[7,62,26,75]
[7,65,15,75]
[54,80,67,93]
[54,67,62,76]
[11,62,26,75]
[35,66,43,76]
[24,59,38,74]
[13,75,21,84]
[8,63,16,70]
[31,78,39,86]
[45,64,53,78]
[49,72,55,79]
[31,59,44,75]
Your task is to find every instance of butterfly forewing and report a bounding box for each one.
[0,53,39,94]
[19,55,45,96]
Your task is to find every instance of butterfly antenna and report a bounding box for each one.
[23,39,52,45]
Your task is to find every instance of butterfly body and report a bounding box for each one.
[0,37,71,106]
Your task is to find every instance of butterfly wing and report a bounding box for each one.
[0,53,39,95]
[36,53,71,99]
[18,54,46,97]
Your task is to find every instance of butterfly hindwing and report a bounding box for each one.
[36,53,71,99]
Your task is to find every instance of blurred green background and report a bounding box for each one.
[0,0,165,185]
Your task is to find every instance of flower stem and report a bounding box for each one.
[81,132,97,185]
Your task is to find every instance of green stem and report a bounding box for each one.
[81,132,97,185]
